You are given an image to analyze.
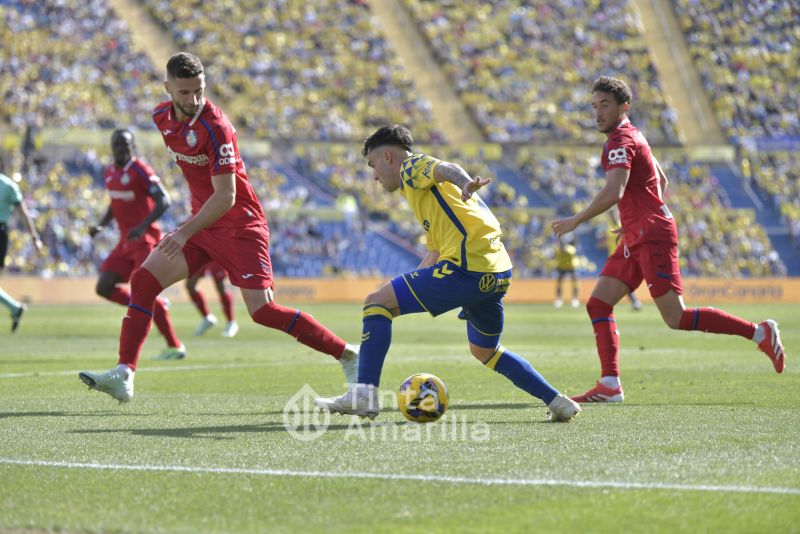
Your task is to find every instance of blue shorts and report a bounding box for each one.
[391,260,512,348]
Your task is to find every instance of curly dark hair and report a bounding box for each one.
[592,76,632,105]
[166,52,204,79]
[362,125,414,158]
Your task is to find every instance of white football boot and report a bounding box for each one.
[221,320,239,338]
[194,314,218,336]
[79,365,134,403]
[315,383,379,419]
[339,343,360,384]
[547,394,581,422]
[152,343,187,360]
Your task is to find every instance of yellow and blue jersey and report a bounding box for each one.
[399,154,512,273]
[555,244,578,271]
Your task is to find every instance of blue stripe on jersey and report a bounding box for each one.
[430,186,468,270]
[692,307,699,330]
[152,104,170,116]
[198,117,220,172]
[128,161,150,183]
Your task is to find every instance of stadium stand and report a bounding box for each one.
[0,0,162,131]
[742,150,800,248]
[141,0,444,142]
[401,0,680,144]
[673,0,798,142]
[0,0,796,278]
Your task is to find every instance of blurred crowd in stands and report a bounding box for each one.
[674,0,798,142]
[141,0,444,143]
[0,0,161,132]
[402,0,680,145]
[0,137,788,279]
[742,150,800,250]
[0,0,795,279]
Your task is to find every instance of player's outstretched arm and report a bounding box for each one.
[551,167,629,238]
[16,200,42,251]
[434,162,491,201]
[127,182,171,241]
[159,173,235,259]
[89,205,113,238]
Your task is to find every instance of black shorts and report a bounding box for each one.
[0,223,8,269]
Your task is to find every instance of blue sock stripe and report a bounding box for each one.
[128,303,153,317]
[591,317,616,324]
[286,310,301,334]
[692,308,699,331]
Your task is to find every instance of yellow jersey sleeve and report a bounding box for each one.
[399,154,512,273]
[400,154,440,191]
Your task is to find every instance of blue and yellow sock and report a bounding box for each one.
[484,346,558,404]
[357,304,394,386]
[0,286,20,314]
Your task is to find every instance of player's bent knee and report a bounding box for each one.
[469,344,496,364]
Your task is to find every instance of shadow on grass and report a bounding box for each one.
[66,413,563,439]
[247,402,535,417]
[0,411,153,418]
[69,422,366,439]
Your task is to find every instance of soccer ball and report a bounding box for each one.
[397,373,449,423]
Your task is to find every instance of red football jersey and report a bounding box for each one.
[601,118,678,246]
[152,99,266,228]
[104,158,162,242]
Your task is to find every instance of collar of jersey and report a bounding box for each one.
[186,99,207,127]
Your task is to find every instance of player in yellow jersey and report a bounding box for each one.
[315,125,579,422]
[554,237,580,308]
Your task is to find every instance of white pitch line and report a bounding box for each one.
[0,458,797,495]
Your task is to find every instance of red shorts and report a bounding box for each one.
[100,238,157,283]
[600,240,683,298]
[203,260,228,281]
[182,224,273,290]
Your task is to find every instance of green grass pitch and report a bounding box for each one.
[1,301,798,532]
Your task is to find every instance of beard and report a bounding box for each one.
[174,101,198,118]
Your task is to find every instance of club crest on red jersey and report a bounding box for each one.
[186,129,198,147]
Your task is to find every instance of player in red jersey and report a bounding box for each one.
[79,53,357,402]
[185,261,238,338]
[90,130,185,360]
[551,76,785,403]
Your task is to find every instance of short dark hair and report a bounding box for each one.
[592,76,632,105]
[362,125,414,158]
[166,52,204,79]
[112,128,133,140]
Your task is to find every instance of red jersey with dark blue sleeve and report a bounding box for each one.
[152,99,266,229]
[601,118,678,246]
[103,158,162,243]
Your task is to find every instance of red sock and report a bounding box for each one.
[118,268,162,371]
[153,298,181,348]
[679,307,755,339]
[105,287,130,306]
[251,302,345,358]
[220,290,234,321]
[189,289,210,316]
[586,297,620,377]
